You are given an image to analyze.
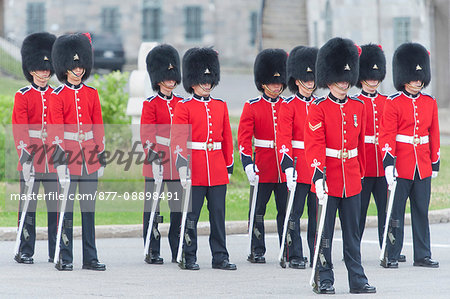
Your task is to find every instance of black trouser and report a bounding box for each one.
[360,176,387,247]
[251,182,288,255]
[18,172,58,259]
[143,178,183,260]
[318,194,368,290]
[183,185,229,265]
[387,171,432,262]
[58,169,99,264]
[287,183,316,261]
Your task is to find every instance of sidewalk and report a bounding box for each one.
[1,208,449,241]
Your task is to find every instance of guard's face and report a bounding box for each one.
[266,83,283,94]
[408,80,423,87]
[296,80,315,97]
[328,81,349,99]
[66,67,85,85]
[192,83,212,97]
[30,70,51,85]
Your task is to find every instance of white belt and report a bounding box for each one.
[364,135,378,144]
[326,147,358,159]
[254,138,275,148]
[396,134,429,145]
[291,140,304,149]
[29,129,48,139]
[187,141,222,151]
[155,135,170,147]
[64,131,93,142]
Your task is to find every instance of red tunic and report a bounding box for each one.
[379,91,440,179]
[357,91,387,177]
[172,95,234,186]
[304,95,366,198]
[12,84,55,173]
[140,92,182,179]
[276,93,316,184]
[238,95,285,183]
[47,83,105,176]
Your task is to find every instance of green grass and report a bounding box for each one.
[0,48,23,80]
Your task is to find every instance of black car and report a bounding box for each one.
[92,33,126,72]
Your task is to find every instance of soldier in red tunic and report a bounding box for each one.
[379,43,440,269]
[140,44,183,264]
[238,49,288,264]
[12,32,57,264]
[48,33,106,271]
[276,46,318,268]
[172,47,236,270]
[305,37,375,294]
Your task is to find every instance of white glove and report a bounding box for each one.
[245,164,259,186]
[152,161,163,183]
[178,166,188,189]
[432,171,438,179]
[97,166,105,178]
[385,165,398,188]
[285,167,297,191]
[315,178,328,202]
[56,165,70,186]
[228,173,231,180]
[22,161,33,182]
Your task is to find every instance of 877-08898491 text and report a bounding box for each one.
[97,191,179,201]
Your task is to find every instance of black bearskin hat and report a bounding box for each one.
[287,46,318,93]
[356,44,386,88]
[254,48,287,92]
[21,32,56,83]
[146,44,181,91]
[52,33,93,82]
[316,37,360,89]
[392,42,431,91]
[182,47,220,94]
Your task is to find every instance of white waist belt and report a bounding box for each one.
[64,131,93,142]
[364,135,378,144]
[291,140,304,149]
[155,135,170,147]
[326,147,358,159]
[254,138,275,148]
[187,141,222,151]
[29,129,47,139]
[396,134,429,145]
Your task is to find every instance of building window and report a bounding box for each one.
[324,0,332,41]
[394,17,411,48]
[26,2,45,34]
[185,6,202,41]
[250,11,258,46]
[142,6,161,41]
[101,7,120,35]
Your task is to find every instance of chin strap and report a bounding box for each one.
[297,80,316,93]
[333,82,350,92]
[262,84,284,97]
[68,69,86,78]
[405,82,424,94]
[362,80,380,90]
[160,81,177,90]
[31,71,51,80]
[199,83,214,93]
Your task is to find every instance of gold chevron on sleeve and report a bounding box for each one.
[309,122,322,131]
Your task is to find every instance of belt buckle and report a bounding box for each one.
[41,130,48,140]
[413,137,420,145]
[78,132,85,142]
[374,137,378,145]
[339,149,349,159]
[207,142,214,151]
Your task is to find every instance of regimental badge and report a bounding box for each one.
[44,56,49,61]
[274,72,281,77]
[353,114,358,127]
[344,64,351,71]
[372,64,378,70]
[306,67,313,72]
[168,63,174,70]
[204,68,211,74]
[416,64,422,71]
[309,122,322,131]
[73,53,80,61]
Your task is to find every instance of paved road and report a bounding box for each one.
[1,223,449,298]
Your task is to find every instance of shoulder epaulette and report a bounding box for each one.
[349,95,364,104]
[173,93,184,100]
[388,92,401,100]
[421,92,435,100]
[313,96,326,105]
[145,95,156,102]
[282,95,295,104]
[247,97,261,104]
[18,86,31,95]
[84,84,96,90]
[52,85,64,95]
[181,97,193,103]
[212,97,225,102]
[378,92,388,98]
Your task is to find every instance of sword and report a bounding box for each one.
[14,163,35,257]
[144,154,164,258]
[278,157,298,268]
[380,157,397,262]
[247,152,259,257]
[176,155,191,265]
[54,165,70,264]
[310,166,328,288]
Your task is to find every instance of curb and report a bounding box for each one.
[1,209,449,241]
